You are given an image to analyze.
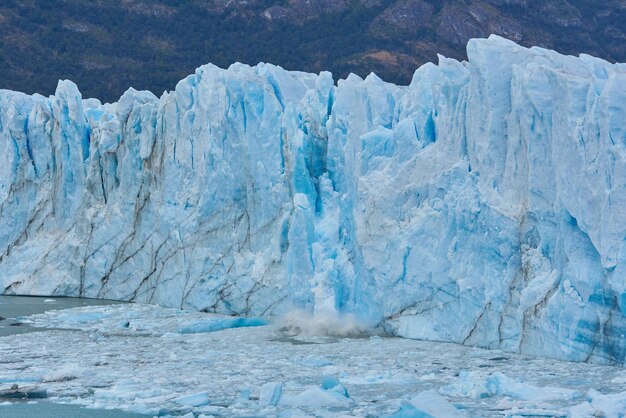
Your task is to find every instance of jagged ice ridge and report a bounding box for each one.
[1,35,625,364]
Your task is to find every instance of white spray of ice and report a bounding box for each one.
[275,308,375,337]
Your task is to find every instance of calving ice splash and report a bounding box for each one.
[1,35,625,364]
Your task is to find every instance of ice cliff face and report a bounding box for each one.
[1,35,625,364]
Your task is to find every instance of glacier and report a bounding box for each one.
[1,35,625,364]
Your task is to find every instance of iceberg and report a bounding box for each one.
[1,35,625,364]
[259,382,282,407]
[387,390,467,418]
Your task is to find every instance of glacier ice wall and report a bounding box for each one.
[1,36,626,364]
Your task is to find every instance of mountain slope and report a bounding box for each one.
[0,0,624,101]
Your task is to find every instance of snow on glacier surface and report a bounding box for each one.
[1,35,626,363]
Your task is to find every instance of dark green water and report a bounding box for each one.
[0,296,124,337]
[0,402,147,418]
[0,296,146,417]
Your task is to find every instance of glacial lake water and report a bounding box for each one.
[0,295,146,417]
[0,295,124,337]
[0,402,147,418]
[1,296,625,416]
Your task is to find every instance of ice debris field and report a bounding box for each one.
[1,302,626,417]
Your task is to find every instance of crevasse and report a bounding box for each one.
[1,35,625,364]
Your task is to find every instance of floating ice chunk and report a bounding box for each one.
[174,392,210,407]
[584,389,626,417]
[486,373,582,402]
[272,376,352,408]
[287,386,352,408]
[611,373,626,385]
[259,382,282,407]
[503,407,566,417]
[343,371,418,386]
[441,372,582,404]
[274,408,316,418]
[43,299,56,303]
[42,364,82,382]
[385,400,427,418]
[0,385,47,400]
[387,390,466,417]
[178,317,267,334]
[409,390,466,417]
[93,379,170,402]
[567,401,596,417]
[320,375,349,398]
[439,371,491,399]
[54,311,107,325]
[238,386,251,401]
[296,356,333,368]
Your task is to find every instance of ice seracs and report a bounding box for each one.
[1,35,625,364]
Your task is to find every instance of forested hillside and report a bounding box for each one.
[1,0,624,101]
